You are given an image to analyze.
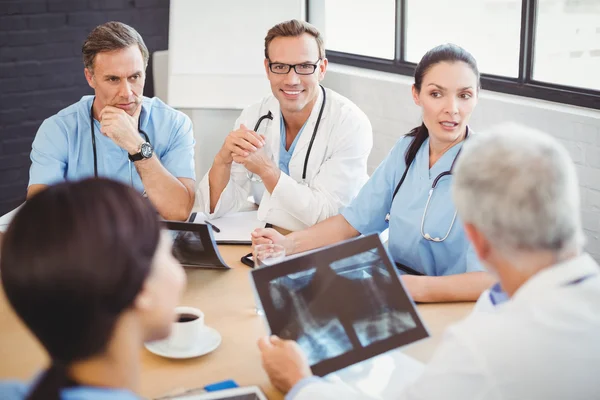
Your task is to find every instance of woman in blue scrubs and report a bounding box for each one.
[252,44,495,302]
[0,179,186,399]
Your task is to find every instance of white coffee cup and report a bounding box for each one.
[168,306,205,350]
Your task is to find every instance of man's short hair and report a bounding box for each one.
[453,122,584,260]
[264,19,325,60]
[82,21,149,72]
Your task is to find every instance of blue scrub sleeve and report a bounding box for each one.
[28,118,68,186]
[160,114,196,180]
[342,137,411,235]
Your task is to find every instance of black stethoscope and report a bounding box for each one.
[385,128,469,243]
[89,97,150,184]
[249,85,327,185]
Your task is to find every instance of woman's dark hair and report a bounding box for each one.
[404,43,480,166]
[0,178,161,399]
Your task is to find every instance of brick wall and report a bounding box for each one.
[323,64,600,262]
[0,0,170,215]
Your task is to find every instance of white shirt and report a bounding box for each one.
[290,253,600,399]
[197,87,373,231]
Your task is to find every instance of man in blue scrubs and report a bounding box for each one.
[27,22,196,221]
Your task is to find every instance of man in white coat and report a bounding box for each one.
[197,20,372,231]
[257,123,600,399]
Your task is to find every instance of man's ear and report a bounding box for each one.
[84,68,95,90]
[464,223,491,263]
[318,57,328,81]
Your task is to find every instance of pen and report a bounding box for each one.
[188,212,197,223]
[204,220,221,233]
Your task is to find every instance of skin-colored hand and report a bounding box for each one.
[251,228,295,254]
[232,146,277,177]
[258,335,312,394]
[215,124,266,165]
[99,103,145,155]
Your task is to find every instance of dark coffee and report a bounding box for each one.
[177,313,199,323]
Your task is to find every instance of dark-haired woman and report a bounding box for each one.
[0,178,186,399]
[251,44,494,303]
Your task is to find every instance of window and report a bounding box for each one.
[308,0,600,109]
[308,0,395,59]
[406,0,522,77]
[533,0,600,91]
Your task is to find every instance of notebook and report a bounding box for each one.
[0,205,22,233]
[190,211,266,245]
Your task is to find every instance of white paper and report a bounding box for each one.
[327,348,425,399]
[198,211,266,243]
[0,204,22,232]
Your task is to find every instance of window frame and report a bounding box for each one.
[307,0,600,110]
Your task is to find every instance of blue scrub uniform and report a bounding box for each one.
[29,95,196,193]
[342,135,483,276]
[278,112,308,175]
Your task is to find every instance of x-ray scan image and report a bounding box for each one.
[253,235,427,375]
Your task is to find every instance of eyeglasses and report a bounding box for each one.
[268,59,321,75]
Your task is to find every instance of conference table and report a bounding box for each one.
[0,243,475,399]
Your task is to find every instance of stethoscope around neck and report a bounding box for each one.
[247,84,327,186]
[89,97,149,187]
[385,129,469,243]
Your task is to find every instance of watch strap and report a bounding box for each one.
[128,152,144,162]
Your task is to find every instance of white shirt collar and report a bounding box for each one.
[511,253,599,303]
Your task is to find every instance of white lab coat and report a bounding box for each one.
[197,87,373,231]
[288,253,600,400]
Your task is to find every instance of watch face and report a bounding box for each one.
[140,142,153,158]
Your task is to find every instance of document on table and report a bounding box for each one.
[0,204,22,232]
[195,211,266,244]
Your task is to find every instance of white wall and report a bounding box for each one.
[168,0,304,109]
[179,108,240,183]
[153,48,242,190]
[322,64,600,261]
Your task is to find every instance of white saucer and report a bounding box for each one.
[144,326,222,359]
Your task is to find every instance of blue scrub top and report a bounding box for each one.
[279,113,308,175]
[0,380,138,400]
[341,135,484,276]
[29,95,196,193]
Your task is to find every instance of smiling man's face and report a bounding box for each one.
[264,33,327,116]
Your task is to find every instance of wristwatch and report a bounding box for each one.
[129,142,153,162]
